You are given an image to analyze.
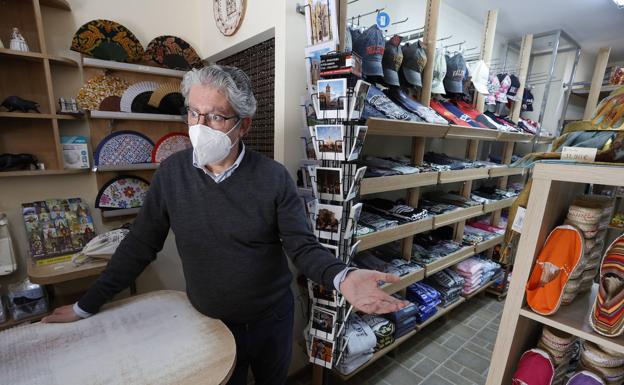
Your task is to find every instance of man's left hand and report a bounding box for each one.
[339,269,410,314]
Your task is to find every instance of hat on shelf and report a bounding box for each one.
[143,35,202,70]
[507,74,522,101]
[431,49,447,94]
[522,88,534,111]
[353,25,385,77]
[95,175,150,211]
[76,74,130,111]
[120,81,160,113]
[526,225,585,315]
[400,41,427,88]
[486,74,500,105]
[382,35,403,86]
[94,130,154,166]
[496,73,512,103]
[590,234,624,337]
[147,82,184,115]
[443,53,467,93]
[512,349,555,385]
[469,60,490,95]
[71,19,144,62]
[151,133,192,163]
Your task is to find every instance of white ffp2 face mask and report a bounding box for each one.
[188,121,241,166]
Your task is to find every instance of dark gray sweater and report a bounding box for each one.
[78,148,346,323]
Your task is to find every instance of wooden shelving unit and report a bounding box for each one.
[381,269,425,295]
[89,110,184,122]
[28,258,107,285]
[0,169,88,178]
[424,246,475,277]
[486,163,624,384]
[93,163,160,172]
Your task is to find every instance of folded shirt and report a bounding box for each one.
[336,351,374,375]
[424,191,481,208]
[357,252,404,276]
[359,211,399,231]
[364,198,428,222]
[342,313,378,357]
[360,155,421,175]
[367,86,421,121]
[387,88,448,124]
[406,282,441,305]
[361,314,395,351]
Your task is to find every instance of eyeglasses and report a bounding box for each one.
[184,107,239,129]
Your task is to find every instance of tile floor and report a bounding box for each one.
[289,294,505,385]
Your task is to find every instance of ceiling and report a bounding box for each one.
[445,0,624,61]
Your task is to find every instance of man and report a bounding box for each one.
[43,65,407,385]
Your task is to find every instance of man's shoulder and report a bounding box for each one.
[245,149,288,174]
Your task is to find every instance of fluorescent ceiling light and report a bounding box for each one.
[613,0,624,9]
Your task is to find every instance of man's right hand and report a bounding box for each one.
[41,305,82,323]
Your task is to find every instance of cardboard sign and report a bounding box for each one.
[512,207,526,233]
[561,146,597,163]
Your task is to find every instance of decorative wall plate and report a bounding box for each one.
[152,132,192,163]
[120,81,159,113]
[95,175,150,210]
[213,0,246,36]
[71,19,144,62]
[143,35,202,70]
[77,75,129,111]
[94,130,154,166]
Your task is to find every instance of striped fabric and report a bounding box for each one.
[590,235,624,337]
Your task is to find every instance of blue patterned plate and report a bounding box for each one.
[94,130,154,166]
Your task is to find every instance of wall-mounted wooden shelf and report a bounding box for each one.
[483,197,516,213]
[101,208,141,218]
[489,166,524,178]
[474,235,504,254]
[497,131,533,142]
[381,269,425,295]
[354,217,434,252]
[446,125,499,141]
[28,257,107,285]
[438,168,490,184]
[424,246,475,277]
[93,163,160,172]
[0,112,78,120]
[366,118,448,137]
[89,110,184,122]
[433,205,483,229]
[0,48,78,66]
[0,169,88,178]
[360,172,438,195]
[83,57,186,78]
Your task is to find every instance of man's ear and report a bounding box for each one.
[239,117,252,137]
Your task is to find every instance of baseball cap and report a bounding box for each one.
[431,49,446,94]
[507,74,521,100]
[496,73,511,103]
[522,88,534,111]
[400,41,427,87]
[382,35,403,86]
[353,25,385,77]
[443,53,467,93]
[486,74,500,105]
[469,60,489,95]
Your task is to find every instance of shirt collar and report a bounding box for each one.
[193,143,246,183]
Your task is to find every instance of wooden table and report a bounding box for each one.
[0,290,236,385]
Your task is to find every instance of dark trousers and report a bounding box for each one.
[224,291,294,385]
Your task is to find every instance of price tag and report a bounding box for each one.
[376,11,390,28]
[512,207,526,233]
[561,146,597,163]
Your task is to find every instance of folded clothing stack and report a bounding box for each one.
[411,239,464,266]
[455,257,486,295]
[356,252,404,276]
[463,225,498,246]
[335,313,377,375]
[475,255,502,284]
[424,152,477,170]
[418,199,458,215]
[357,211,399,235]
[360,155,420,177]
[406,282,441,323]
[365,246,424,276]
[562,201,604,304]
[425,268,465,307]
[366,85,421,122]
[578,340,624,385]
[536,326,579,385]
[467,219,505,235]
[385,294,419,338]
[361,314,395,352]
[364,198,429,223]
[423,191,481,208]
[386,88,448,124]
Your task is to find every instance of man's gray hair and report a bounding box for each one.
[181,65,257,118]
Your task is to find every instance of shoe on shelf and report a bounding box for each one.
[526,225,585,315]
[512,349,555,385]
[590,234,624,337]
[565,371,605,385]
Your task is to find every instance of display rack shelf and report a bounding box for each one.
[489,166,524,178]
[439,168,490,184]
[93,163,160,172]
[354,217,434,252]
[475,235,504,254]
[28,258,107,285]
[446,125,499,141]
[536,135,555,144]
[82,57,186,78]
[432,205,484,229]
[381,269,426,295]
[360,172,438,195]
[0,112,78,120]
[0,312,51,332]
[366,118,448,138]
[463,278,498,300]
[424,246,475,277]
[519,284,624,355]
[483,197,516,214]
[0,169,88,178]
[101,208,141,218]
[0,48,78,66]
[497,131,533,142]
[571,84,620,96]
[89,110,184,122]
